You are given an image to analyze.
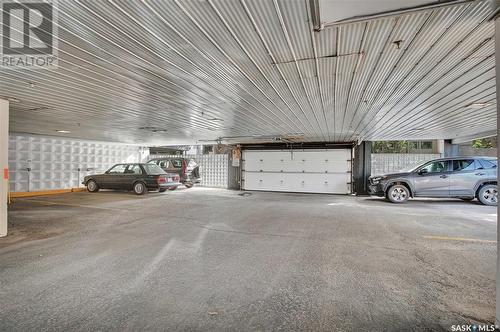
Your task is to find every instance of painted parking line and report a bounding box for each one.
[423,235,497,244]
[21,199,125,211]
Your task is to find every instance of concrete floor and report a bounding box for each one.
[0,188,496,331]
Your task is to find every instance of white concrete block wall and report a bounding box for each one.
[8,133,146,192]
[371,153,440,176]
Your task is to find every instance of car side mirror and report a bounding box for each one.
[418,169,428,175]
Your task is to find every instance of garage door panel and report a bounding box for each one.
[243,149,351,194]
[244,150,351,173]
[243,172,350,193]
[243,151,290,171]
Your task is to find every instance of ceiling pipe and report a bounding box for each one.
[272,0,328,141]
[305,0,331,141]
[205,0,307,136]
[240,0,319,137]
[173,0,300,136]
[318,0,480,29]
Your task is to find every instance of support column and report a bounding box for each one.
[495,0,500,327]
[443,139,460,157]
[353,141,371,195]
[436,139,445,157]
[0,99,9,237]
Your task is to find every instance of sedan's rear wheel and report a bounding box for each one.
[133,182,147,195]
[478,184,497,206]
[387,184,409,204]
[86,180,99,193]
[159,188,167,193]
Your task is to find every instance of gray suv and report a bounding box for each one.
[368,157,497,205]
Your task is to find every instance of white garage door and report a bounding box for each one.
[242,149,352,194]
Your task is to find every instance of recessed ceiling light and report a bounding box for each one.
[468,102,492,108]
[55,130,71,133]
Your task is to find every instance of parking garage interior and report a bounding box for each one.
[0,0,499,331]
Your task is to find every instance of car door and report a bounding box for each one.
[104,164,127,189]
[449,159,480,197]
[413,160,451,197]
[122,164,144,190]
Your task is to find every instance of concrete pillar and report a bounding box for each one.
[443,139,460,157]
[0,99,9,237]
[353,141,371,195]
[495,1,500,327]
[436,139,445,157]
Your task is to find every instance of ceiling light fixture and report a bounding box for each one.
[55,130,71,134]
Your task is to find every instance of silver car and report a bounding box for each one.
[368,157,497,205]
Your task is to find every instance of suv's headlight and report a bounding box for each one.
[370,176,387,184]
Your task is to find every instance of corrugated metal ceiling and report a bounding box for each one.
[1,0,496,144]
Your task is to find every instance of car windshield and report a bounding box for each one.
[398,160,431,173]
[142,164,167,175]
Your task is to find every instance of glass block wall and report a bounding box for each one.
[148,154,228,188]
[8,134,146,192]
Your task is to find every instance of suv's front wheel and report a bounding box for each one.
[387,184,410,204]
[477,184,497,206]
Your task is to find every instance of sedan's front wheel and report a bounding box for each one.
[387,184,409,204]
[478,184,497,206]
[86,180,99,193]
[133,182,147,195]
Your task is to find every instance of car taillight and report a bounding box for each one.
[182,159,187,175]
[157,176,166,184]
